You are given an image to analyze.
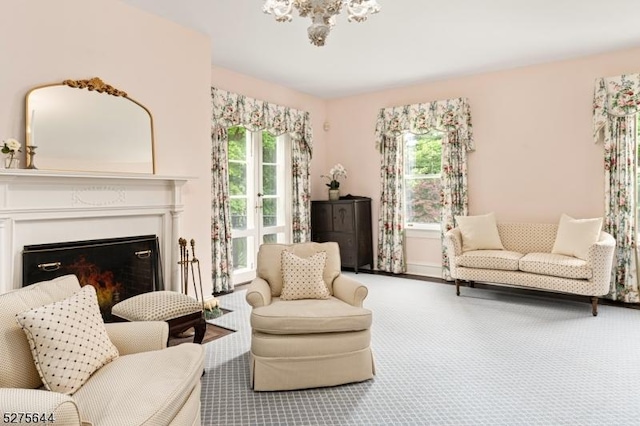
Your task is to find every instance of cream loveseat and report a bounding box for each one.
[0,275,205,426]
[245,242,375,391]
[444,219,616,316]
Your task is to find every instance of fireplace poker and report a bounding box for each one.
[189,239,199,301]
[178,238,184,293]
[191,239,205,311]
[184,247,190,296]
[179,238,188,294]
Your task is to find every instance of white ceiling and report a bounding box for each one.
[121,0,640,99]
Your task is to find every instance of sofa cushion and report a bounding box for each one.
[456,250,524,271]
[455,212,505,252]
[257,242,341,297]
[280,251,330,300]
[15,285,119,395]
[250,297,372,334]
[73,343,204,426]
[519,253,592,280]
[551,214,603,260]
[0,275,81,389]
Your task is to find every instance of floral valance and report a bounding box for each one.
[211,87,313,156]
[375,97,474,152]
[593,73,640,142]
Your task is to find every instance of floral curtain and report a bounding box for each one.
[593,74,640,302]
[210,88,313,292]
[375,98,474,276]
[210,126,233,293]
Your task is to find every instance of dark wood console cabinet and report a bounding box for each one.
[311,197,373,273]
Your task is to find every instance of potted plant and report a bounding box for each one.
[2,138,21,169]
[321,163,347,200]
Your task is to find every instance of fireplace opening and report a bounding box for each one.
[23,235,163,322]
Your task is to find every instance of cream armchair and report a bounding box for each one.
[246,242,375,391]
[0,275,204,426]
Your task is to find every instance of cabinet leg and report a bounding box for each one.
[591,296,598,317]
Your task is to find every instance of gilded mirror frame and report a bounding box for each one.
[25,77,156,174]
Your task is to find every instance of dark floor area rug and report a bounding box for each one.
[168,309,234,346]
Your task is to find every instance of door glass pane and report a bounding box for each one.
[263,233,285,244]
[232,237,248,270]
[262,164,277,195]
[262,132,277,163]
[263,234,277,244]
[228,127,247,161]
[229,162,247,195]
[230,198,248,230]
[262,198,278,227]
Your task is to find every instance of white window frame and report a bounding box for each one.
[402,131,443,233]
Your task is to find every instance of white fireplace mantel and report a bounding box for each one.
[0,169,193,294]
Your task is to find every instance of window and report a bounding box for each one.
[403,130,443,229]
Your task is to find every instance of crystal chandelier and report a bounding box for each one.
[263,0,381,47]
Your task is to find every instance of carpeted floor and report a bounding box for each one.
[201,273,640,425]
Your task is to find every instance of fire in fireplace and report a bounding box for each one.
[22,235,163,322]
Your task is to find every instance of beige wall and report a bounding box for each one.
[0,0,213,293]
[325,46,640,275]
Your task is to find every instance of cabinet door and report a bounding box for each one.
[311,203,333,232]
[332,203,354,233]
[331,233,356,267]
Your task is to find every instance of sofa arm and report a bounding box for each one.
[0,389,83,426]
[587,231,616,296]
[443,228,463,279]
[246,277,272,308]
[333,274,368,307]
[105,321,168,355]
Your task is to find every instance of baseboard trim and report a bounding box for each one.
[406,262,442,279]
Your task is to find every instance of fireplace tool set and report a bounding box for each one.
[178,238,205,311]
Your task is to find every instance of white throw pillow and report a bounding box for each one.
[15,285,119,395]
[551,214,603,260]
[455,212,504,252]
[280,250,330,301]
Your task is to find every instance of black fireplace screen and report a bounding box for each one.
[22,235,163,322]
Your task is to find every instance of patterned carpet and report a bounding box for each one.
[201,273,640,425]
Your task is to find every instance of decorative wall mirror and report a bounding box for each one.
[25,77,155,174]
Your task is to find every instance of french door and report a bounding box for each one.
[228,126,290,284]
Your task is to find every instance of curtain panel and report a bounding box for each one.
[375,98,474,276]
[593,74,640,302]
[210,88,314,292]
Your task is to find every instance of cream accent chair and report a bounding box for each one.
[0,275,204,426]
[245,242,375,391]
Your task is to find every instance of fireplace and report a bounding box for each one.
[0,171,189,296]
[23,235,163,322]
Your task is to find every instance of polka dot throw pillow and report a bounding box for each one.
[280,250,330,300]
[15,284,119,395]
